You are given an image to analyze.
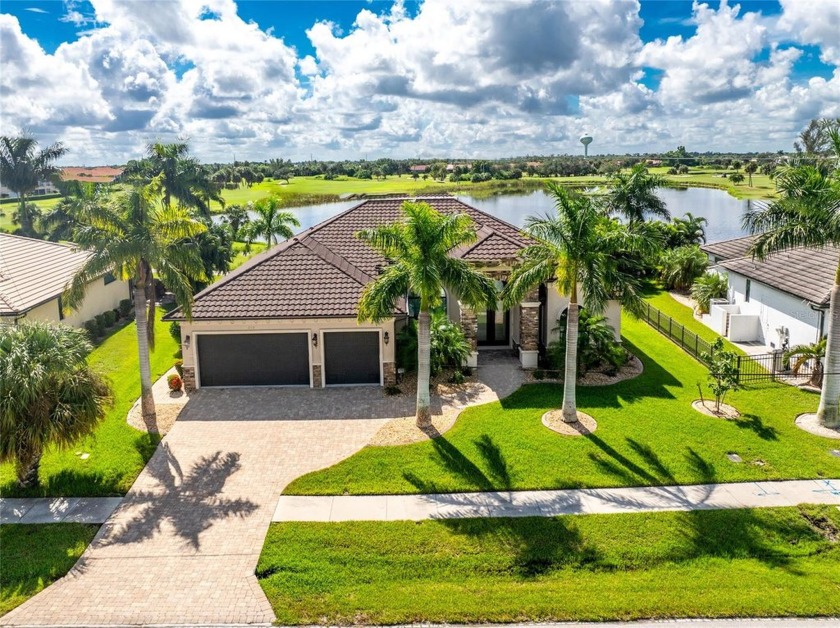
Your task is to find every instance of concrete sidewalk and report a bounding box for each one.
[0,497,121,524]
[274,478,840,522]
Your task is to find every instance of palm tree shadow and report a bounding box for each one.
[96,443,257,550]
[732,413,779,441]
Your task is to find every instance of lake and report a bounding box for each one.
[217,186,762,244]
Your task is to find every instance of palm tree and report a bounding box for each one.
[502,184,656,423]
[743,165,840,427]
[42,180,105,242]
[744,161,759,187]
[0,322,112,489]
[66,184,207,430]
[0,135,67,236]
[672,212,708,244]
[144,142,223,216]
[605,163,669,223]
[784,338,826,389]
[357,201,497,427]
[246,196,300,245]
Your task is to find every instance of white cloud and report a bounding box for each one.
[1,0,839,162]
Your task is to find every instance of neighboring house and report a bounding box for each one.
[701,236,833,350]
[165,196,621,391]
[60,166,124,184]
[0,233,130,327]
[409,165,428,173]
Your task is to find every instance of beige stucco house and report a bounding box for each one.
[165,196,622,391]
[0,233,130,327]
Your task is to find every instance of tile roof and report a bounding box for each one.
[701,235,757,261]
[0,233,91,316]
[169,196,530,321]
[60,167,124,183]
[719,245,837,306]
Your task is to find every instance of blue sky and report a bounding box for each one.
[2,0,839,162]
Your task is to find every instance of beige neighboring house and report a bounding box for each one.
[165,196,621,392]
[0,233,130,327]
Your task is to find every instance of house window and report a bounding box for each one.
[745,279,751,302]
[407,290,447,319]
[104,272,116,285]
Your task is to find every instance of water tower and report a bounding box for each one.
[580,134,593,158]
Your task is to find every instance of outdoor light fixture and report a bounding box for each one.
[384,331,390,345]
[184,335,191,349]
[312,333,318,347]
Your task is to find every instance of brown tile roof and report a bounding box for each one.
[168,196,529,321]
[0,233,91,316]
[701,235,757,261]
[719,246,837,306]
[60,167,124,183]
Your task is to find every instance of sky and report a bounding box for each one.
[1,0,839,164]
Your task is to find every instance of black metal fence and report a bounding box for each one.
[640,301,815,384]
[640,302,714,364]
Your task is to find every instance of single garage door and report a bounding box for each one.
[197,333,309,387]
[324,331,380,385]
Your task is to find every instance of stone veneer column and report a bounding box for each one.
[383,362,396,387]
[459,303,479,368]
[518,287,540,369]
[182,366,197,393]
[311,364,323,388]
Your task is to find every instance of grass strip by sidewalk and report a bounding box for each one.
[285,309,839,496]
[0,313,179,497]
[0,523,98,617]
[257,505,840,624]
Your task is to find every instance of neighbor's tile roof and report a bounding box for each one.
[168,196,530,321]
[719,245,837,306]
[0,233,91,316]
[701,235,757,261]
[60,166,124,183]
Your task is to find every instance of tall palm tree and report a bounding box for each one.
[66,183,207,430]
[0,322,112,489]
[246,196,300,245]
[357,202,497,427]
[42,180,105,242]
[743,165,840,428]
[502,183,656,423]
[672,212,708,244]
[605,163,669,223]
[0,135,67,236]
[144,142,223,216]
[744,161,759,187]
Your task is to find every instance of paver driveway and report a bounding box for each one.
[1,352,522,626]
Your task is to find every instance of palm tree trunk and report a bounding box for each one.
[134,284,157,430]
[562,301,580,423]
[816,280,840,428]
[416,309,432,428]
[17,450,42,489]
[18,192,30,235]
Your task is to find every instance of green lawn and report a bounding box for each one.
[286,307,838,496]
[0,313,179,497]
[229,241,267,272]
[0,197,63,233]
[0,523,98,616]
[258,505,840,624]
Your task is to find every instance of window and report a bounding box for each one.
[104,272,116,285]
[407,289,447,319]
[745,279,751,302]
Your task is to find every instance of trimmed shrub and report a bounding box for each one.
[167,373,183,392]
[103,310,117,327]
[169,321,181,344]
[550,308,627,376]
[94,314,106,337]
[118,299,132,318]
[83,320,98,339]
[174,359,184,378]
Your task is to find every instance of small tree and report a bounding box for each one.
[784,337,826,389]
[730,172,745,185]
[701,338,740,414]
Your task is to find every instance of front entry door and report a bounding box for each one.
[477,309,509,345]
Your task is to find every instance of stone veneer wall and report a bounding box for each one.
[383,362,396,387]
[183,366,197,393]
[311,364,322,388]
[519,287,541,353]
[459,307,478,352]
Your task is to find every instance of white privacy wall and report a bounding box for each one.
[727,272,823,349]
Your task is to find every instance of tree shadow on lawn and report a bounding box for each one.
[404,434,513,493]
[731,413,779,441]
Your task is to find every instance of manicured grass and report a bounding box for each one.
[257,505,840,624]
[0,197,63,232]
[0,313,179,497]
[286,309,839,496]
[644,288,743,354]
[229,241,267,272]
[0,523,98,616]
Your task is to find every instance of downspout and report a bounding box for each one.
[809,301,828,342]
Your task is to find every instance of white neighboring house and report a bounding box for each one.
[0,180,60,198]
[700,236,834,351]
[0,233,130,327]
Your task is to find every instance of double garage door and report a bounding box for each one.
[196,331,380,387]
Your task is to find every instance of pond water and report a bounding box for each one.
[215,186,762,244]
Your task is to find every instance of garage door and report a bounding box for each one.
[197,333,309,387]
[324,331,380,385]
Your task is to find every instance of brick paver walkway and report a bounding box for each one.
[1,352,522,626]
